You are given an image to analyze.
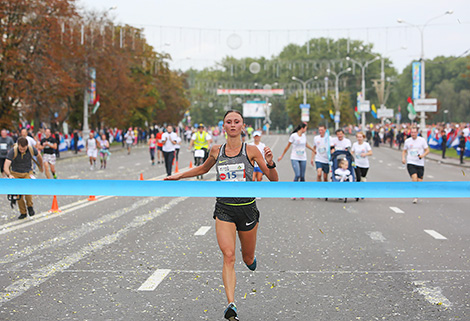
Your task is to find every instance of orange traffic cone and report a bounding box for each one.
[49,195,62,213]
[189,161,193,169]
[88,195,97,201]
[175,161,179,173]
[140,173,144,181]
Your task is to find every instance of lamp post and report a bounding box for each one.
[327,68,351,130]
[292,76,317,123]
[346,56,380,130]
[397,10,453,134]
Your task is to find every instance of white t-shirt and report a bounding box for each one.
[463,127,470,137]
[87,138,97,150]
[404,136,428,166]
[161,132,178,152]
[351,142,371,168]
[125,132,134,144]
[249,141,266,167]
[334,168,352,182]
[174,136,182,149]
[25,136,37,147]
[289,133,307,161]
[330,137,352,151]
[313,135,329,164]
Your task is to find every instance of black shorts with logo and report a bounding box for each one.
[407,164,424,179]
[213,201,259,231]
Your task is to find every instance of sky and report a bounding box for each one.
[78,0,470,73]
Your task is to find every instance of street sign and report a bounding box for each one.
[334,112,340,123]
[377,108,394,118]
[414,98,438,112]
[299,104,310,109]
[301,108,310,122]
[359,100,370,112]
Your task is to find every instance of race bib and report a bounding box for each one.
[218,163,246,181]
[409,149,419,157]
[294,148,305,156]
[0,143,6,150]
[194,149,205,158]
[318,147,326,154]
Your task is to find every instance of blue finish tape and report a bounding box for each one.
[1,179,469,198]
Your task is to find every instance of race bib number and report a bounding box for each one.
[409,149,419,157]
[318,147,326,154]
[194,149,205,158]
[218,163,246,181]
[295,148,305,156]
[0,143,6,150]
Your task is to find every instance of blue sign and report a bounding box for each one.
[412,62,421,100]
[299,104,311,109]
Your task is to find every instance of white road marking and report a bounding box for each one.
[413,281,452,307]
[389,207,404,214]
[424,230,447,240]
[68,175,79,179]
[118,166,125,169]
[378,160,383,163]
[366,231,386,242]
[194,226,211,236]
[0,197,187,306]
[427,175,434,178]
[138,269,171,291]
[135,163,141,166]
[387,163,392,167]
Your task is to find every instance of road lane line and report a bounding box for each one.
[0,197,187,306]
[413,281,451,308]
[389,207,404,214]
[138,269,171,291]
[424,230,447,240]
[194,226,211,236]
[366,231,386,242]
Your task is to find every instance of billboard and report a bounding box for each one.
[243,101,267,118]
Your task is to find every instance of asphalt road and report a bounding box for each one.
[0,135,469,320]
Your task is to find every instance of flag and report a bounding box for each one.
[329,109,334,120]
[371,104,378,119]
[354,105,360,120]
[407,97,416,115]
[92,94,100,114]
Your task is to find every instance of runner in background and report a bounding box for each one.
[311,125,330,182]
[38,128,58,179]
[148,133,157,165]
[350,132,372,182]
[98,134,110,169]
[155,128,163,164]
[249,131,266,182]
[86,132,98,170]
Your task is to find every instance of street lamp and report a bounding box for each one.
[397,10,453,134]
[346,55,380,130]
[292,76,317,105]
[327,67,352,130]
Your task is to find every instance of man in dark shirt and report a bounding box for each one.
[3,137,43,219]
[39,128,58,179]
[459,132,466,164]
[0,129,15,177]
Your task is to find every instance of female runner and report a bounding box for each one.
[165,110,278,320]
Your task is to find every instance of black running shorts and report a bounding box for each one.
[407,164,424,179]
[213,201,260,231]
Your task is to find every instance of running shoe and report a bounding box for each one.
[18,214,27,220]
[224,303,239,320]
[53,173,57,179]
[413,198,418,204]
[246,256,257,271]
[27,206,35,217]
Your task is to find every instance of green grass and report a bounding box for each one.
[429,148,459,159]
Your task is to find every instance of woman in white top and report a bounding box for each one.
[278,123,314,185]
[350,131,373,182]
[249,131,266,181]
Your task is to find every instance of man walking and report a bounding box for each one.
[402,127,430,204]
[3,137,43,219]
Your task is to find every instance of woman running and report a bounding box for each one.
[98,134,110,169]
[148,133,157,165]
[165,110,278,320]
[278,123,314,190]
[248,131,266,182]
[350,131,373,182]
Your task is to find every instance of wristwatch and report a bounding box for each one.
[266,161,276,169]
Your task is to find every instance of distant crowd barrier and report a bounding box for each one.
[1,179,469,198]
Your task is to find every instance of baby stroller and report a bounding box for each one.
[327,150,359,203]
